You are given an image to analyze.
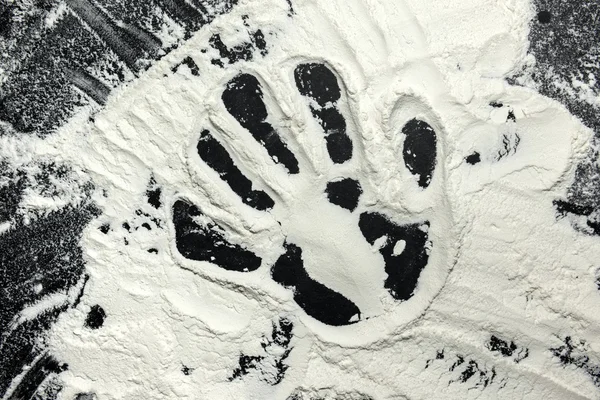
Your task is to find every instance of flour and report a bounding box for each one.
[2,0,599,399]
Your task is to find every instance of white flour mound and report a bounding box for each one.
[4,0,600,399]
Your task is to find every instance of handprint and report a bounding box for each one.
[172,61,440,327]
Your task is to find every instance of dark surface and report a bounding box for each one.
[209,16,268,67]
[0,199,99,397]
[486,335,529,363]
[0,0,237,137]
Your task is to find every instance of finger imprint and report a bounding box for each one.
[402,119,437,189]
[222,74,300,174]
[173,200,262,272]
[294,63,353,164]
[197,129,275,211]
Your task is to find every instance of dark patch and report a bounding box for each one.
[148,248,158,254]
[146,177,162,208]
[550,336,600,388]
[294,63,352,164]
[427,353,500,389]
[325,178,362,211]
[72,274,90,308]
[197,129,274,210]
[229,317,293,385]
[230,355,265,380]
[465,152,481,165]
[538,10,552,24]
[451,359,496,388]
[0,163,26,221]
[222,74,299,174]
[74,393,97,400]
[99,223,110,234]
[172,56,200,76]
[172,199,262,272]
[122,222,131,232]
[285,0,294,16]
[402,119,437,188]
[141,222,151,230]
[85,305,106,329]
[506,109,516,122]
[487,335,529,363]
[359,212,430,301]
[490,101,504,108]
[271,243,360,326]
[133,208,163,229]
[209,24,267,67]
[425,349,445,369]
[554,199,594,217]
[181,365,193,376]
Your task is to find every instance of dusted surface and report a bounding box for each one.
[1,0,600,399]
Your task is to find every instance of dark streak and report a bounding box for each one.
[65,0,161,70]
[66,68,111,105]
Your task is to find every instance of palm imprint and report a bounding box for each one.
[173,62,438,327]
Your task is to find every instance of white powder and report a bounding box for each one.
[2,0,600,399]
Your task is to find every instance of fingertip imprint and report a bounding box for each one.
[294,63,353,164]
[222,74,299,174]
[172,199,262,272]
[402,119,437,188]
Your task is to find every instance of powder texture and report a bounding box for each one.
[1,0,599,399]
